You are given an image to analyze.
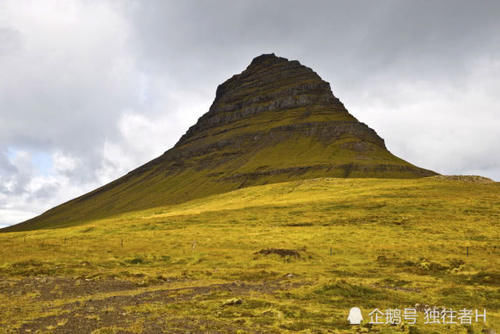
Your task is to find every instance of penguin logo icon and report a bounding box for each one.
[348,307,363,325]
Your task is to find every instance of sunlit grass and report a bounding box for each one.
[0,177,499,332]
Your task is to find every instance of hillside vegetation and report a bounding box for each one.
[0,177,498,333]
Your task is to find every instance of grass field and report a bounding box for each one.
[0,176,499,333]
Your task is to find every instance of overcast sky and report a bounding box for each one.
[1,0,499,227]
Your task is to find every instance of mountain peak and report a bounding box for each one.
[4,54,437,231]
[184,54,337,146]
[213,53,311,102]
[247,53,286,67]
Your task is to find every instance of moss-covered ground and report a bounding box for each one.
[0,177,498,333]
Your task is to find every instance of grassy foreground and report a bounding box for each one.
[0,177,499,333]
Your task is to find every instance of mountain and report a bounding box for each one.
[4,53,436,232]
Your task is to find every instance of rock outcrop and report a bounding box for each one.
[152,53,434,180]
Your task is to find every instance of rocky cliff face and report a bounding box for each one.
[177,54,381,147]
[178,54,341,143]
[5,53,436,231]
[153,53,430,180]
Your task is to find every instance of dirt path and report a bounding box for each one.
[1,277,303,333]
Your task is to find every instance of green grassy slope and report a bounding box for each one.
[0,177,498,332]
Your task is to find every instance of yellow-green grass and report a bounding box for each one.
[0,177,499,333]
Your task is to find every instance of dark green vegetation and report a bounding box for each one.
[0,177,499,333]
[4,54,435,232]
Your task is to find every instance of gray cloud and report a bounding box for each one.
[1,0,499,226]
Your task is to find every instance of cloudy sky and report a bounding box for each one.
[1,1,499,227]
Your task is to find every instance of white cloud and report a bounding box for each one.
[344,56,500,180]
[0,0,148,226]
[53,151,77,173]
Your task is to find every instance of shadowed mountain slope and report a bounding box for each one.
[4,53,436,231]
